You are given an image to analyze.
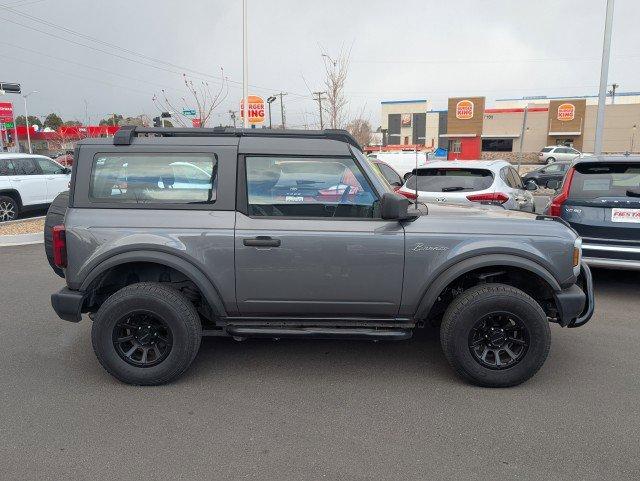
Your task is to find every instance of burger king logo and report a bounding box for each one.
[456,100,474,120]
[557,103,575,122]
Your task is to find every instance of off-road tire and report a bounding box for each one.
[440,283,551,388]
[91,282,202,386]
[44,191,69,278]
[0,195,19,222]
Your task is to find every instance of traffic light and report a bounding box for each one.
[153,116,161,127]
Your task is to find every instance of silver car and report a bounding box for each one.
[538,145,582,164]
[397,160,537,212]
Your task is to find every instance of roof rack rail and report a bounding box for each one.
[111,126,362,150]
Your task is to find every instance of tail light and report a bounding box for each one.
[52,225,67,268]
[549,167,576,217]
[466,192,509,204]
[398,190,418,200]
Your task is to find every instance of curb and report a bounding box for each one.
[0,232,44,247]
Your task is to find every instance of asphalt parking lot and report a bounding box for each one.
[1,244,638,481]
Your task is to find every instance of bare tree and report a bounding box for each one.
[153,70,228,128]
[346,118,373,147]
[321,47,350,129]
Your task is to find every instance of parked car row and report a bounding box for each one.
[0,153,71,222]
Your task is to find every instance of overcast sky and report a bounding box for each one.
[1,0,639,128]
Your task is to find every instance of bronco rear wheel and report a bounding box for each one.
[440,283,550,388]
[91,282,202,385]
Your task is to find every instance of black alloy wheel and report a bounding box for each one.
[113,312,173,368]
[468,312,529,369]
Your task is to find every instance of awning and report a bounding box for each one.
[548,131,581,136]
[439,133,476,138]
[481,134,520,138]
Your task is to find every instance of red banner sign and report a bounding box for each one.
[0,102,13,123]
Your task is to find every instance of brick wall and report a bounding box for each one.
[481,151,542,163]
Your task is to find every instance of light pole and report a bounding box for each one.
[594,0,615,155]
[22,90,37,154]
[242,0,249,128]
[266,96,276,129]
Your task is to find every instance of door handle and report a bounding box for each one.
[243,236,281,247]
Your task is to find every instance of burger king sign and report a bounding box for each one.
[557,103,575,122]
[455,100,474,120]
[240,95,266,125]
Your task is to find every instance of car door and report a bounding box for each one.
[34,157,70,202]
[234,154,405,318]
[538,163,563,187]
[9,157,47,205]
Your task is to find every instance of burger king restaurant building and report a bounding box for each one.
[380,92,640,160]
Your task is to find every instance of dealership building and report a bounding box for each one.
[380,92,640,160]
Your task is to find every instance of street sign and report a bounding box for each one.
[192,118,201,128]
[0,82,21,94]
[240,95,265,125]
[183,109,196,117]
[0,102,13,123]
[4,122,14,129]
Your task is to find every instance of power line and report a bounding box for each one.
[0,5,309,98]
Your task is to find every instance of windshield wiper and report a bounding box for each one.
[441,186,465,192]
[626,189,640,198]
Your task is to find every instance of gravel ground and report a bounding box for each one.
[0,217,45,236]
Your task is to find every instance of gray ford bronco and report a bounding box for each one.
[47,127,594,387]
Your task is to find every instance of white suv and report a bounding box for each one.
[538,146,582,164]
[0,153,71,222]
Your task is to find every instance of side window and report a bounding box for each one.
[246,156,379,218]
[377,163,402,186]
[506,168,523,188]
[89,153,217,204]
[13,158,40,175]
[501,167,516,188]
[0,159,15,176]
[545,164,562,173]
[36,158,65,175]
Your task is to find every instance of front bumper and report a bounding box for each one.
[553,263,594,328]
[51,287,84,322]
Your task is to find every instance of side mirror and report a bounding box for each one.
[381,192,417,221]
[547,179,561,190]
[525,180,538,191]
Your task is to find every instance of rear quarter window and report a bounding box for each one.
[569,162,640,199]
[405,168,494,192]
[89,153,217,204]
[541,147,553,153]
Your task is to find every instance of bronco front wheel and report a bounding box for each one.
[440,283,551,388]
[91,282,202,385]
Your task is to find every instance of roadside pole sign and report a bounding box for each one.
[183,109,196,116]
[0,102,13,124]
[192,118,202,128]
[240,95,265,125]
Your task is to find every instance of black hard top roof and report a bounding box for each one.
[112,126,362,150]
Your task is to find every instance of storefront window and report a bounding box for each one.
[482,138,513,152]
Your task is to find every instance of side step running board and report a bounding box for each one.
[225,326,413,341]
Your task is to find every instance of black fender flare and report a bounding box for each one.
[414,254,561,320]
[79,250,227,317]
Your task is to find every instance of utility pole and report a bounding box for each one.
[312,91,327,129]
[277,92,287,129]
[229,110,237,128]
[517,105,529,174]
[22,91,37,154]
[608,83,619,104]
[594,0,615,155]
[242,0,249,128]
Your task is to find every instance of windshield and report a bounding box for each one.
[569,162,640,199]
[404,168,494,192]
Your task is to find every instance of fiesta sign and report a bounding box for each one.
[557,103,575,122]
[240,95,266,125]
[455,100,474,120]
